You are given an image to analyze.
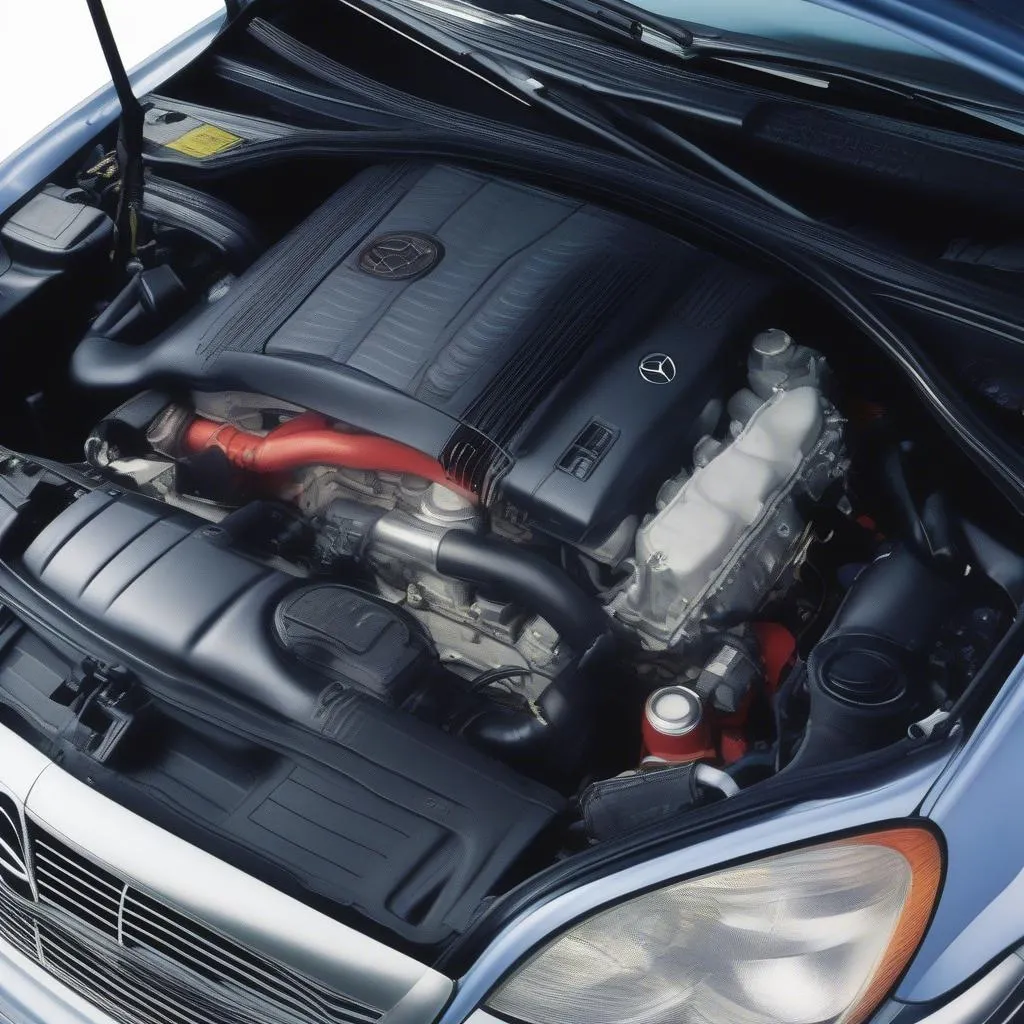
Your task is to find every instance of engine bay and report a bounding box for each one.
[1,0,1023,957]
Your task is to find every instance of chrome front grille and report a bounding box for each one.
[0,876,38,959]
[33,832,124,935]
[36,924,221,1024]
[120,890,381,1024]
[0,821,384,1024]
[0,793,36,958]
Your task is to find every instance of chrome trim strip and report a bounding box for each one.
[5,728,450,1023]
[877,950,1024,1024]
[0,824,30,883]
[115,883,128,947]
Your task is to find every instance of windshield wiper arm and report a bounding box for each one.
[677,32,1024,138]
[527,0,692,56]
[335,0,533,106]
[344,0,811,219]
[518,0,1024,140]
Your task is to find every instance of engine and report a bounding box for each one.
[1,0,1020,956]
[49,162,997,822]
[72,162,771,545]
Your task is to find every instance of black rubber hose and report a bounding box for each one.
[435,530,614,663]
[459,660,597,782]
[882,444,965,575]
[434,530,615,779]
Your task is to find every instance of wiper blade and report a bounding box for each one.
[526,0,692,56]
[343,0,811,218]
[477,0,1024,141]
[678,32,1024,138]
[489,0,1001,115]
[340,0,671,156]
[335,0,534,106]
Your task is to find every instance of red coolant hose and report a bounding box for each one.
[182,412,465,494]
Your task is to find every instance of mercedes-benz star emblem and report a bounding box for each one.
[639,353,677,384]
[358,232,443,281]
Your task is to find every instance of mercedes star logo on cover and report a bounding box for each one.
[639,353,677,384]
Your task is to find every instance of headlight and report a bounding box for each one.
[486,827,941,1024]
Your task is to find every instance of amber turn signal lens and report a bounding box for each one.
[838,827,943,1024]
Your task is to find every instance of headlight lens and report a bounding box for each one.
[486,827,941,1024]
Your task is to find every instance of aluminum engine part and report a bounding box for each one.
[404,607,565,701]
[611,377,845,650]
[289,466,444,518]
[746,328,831,399]
[317,487,569,700]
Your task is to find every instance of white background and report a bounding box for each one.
[0,0,221,160]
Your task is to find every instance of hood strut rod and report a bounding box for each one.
[84,0,145,270]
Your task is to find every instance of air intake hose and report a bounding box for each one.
[317,501,617,778]
[435,531,613,662]
[183,413,466,496]
[788,546,958,770]
[434,531,615,778]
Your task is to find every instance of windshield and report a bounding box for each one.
[624,0,1024,107]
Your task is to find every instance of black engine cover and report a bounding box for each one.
[73,162,772,541]
[6,484,562,947]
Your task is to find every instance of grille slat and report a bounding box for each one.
[34,851,123,906]
[123,892,382,1024]
[40,932,210,1024]
[0,885,38,959]
[123,900,280,980]
[34,856,123,932]
[34,842,124,894]
[0,820,384,1024]
[36,889,118,934]
[123,906,349,1022]
[34,879,120,934]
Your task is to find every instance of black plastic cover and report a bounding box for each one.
[581,763,701,841]
[498,262,773,541]
[71,162,772,538]
[791,547,959,769]
[0,618,563,948]
[274,583,430,706]
[0,186,112,327]
[20,489,423,725]
[2,189,111,262]
[6,486,563,948]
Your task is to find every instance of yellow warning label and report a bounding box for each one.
[165,124,243,159]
